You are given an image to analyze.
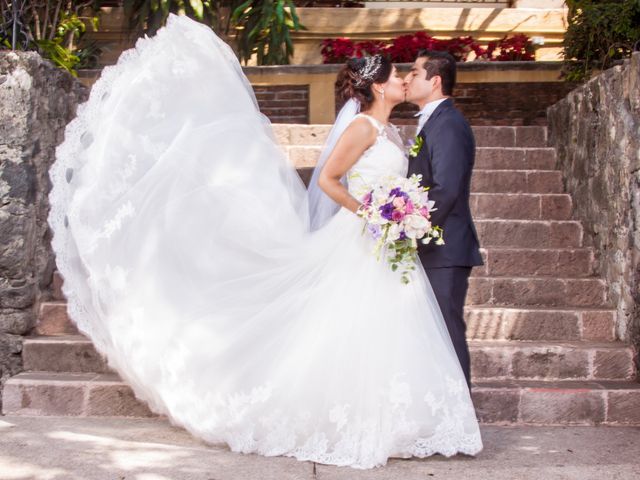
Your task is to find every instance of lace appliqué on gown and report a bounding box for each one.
[48,14,483,470]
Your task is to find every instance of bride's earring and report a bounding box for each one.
[377,88,385,100]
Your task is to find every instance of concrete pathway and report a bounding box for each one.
[0,416,639,480]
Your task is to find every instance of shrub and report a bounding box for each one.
[563,0,640,81]
[0,1,102,75]
[321,32,536,64]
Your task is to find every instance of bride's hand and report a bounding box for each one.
[317,117,378,214]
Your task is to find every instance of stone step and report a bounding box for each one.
[468,277,608,308]
[472,380,640,425]
[297,168,565,194]
[52,270,64,301]
[286,146,557,171]
[35,300,78,335]
[1,372,155,418]
[36,301,616,342]
[475,219,582,248]
[23,336,108,373]
[4,373,639,425]
[273,125,549,148]
[474,147,556,170]
[465,307,616,342]
[469,341,636,382]
[49,251,592,312]
[471,170,563,194]
[474,248,594,278]
[471,193,572,220]
[22,336,634,381]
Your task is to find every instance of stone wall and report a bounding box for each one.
[548,53,640,358]
[0,52,87,407]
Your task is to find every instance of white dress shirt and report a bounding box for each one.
[415,97,449,135]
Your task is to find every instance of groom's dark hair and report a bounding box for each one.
[416,50,456,96]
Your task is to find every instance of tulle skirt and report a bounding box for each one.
[48,14,482,468]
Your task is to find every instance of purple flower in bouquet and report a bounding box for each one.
[380,202,395,221]
[389,187,402,197]
[356,173,445,284]
[367,223,382,240]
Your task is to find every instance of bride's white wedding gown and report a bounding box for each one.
[48,14,482,468]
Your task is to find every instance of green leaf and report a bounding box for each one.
[189,0,204,19]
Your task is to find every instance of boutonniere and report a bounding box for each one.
[408,135,424,158]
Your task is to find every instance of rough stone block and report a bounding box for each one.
[0,309,34,335]
[541,194,572,220]
[471,348,511,379]
[607,390,640,424]
[475,220,582,248]
[52,271,64,301]
[593,349,636,380]
[473,127,515,148]
[471,194,540,219]
[520,388,606,424]
[475,147,523,170]
[485,248,591,277]
[288,146,321,168]
[87,381,155,417]
[289,125,331,146]
[472,388,520,423]
[524,148,556,169]
[525,171,564,194]
[35,302,78,336]
[581,311,615,341]
[23,337,109,373]
[2,374,86,416]
[511,347,589,380]
[465,278,492,305]
[515,126,547,148]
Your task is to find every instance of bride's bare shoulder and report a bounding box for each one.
[340,116,377,146]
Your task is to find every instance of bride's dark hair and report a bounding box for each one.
[336,55,392,110]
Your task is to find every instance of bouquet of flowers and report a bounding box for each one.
[356,174,444,284]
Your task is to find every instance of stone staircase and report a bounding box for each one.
[3,125,639,425]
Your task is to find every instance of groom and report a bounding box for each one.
[404,50,483,389]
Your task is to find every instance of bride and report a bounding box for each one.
[48,14,482,469]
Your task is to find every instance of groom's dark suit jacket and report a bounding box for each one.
[407,98,483,268]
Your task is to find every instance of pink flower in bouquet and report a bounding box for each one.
[392,196,406,209]
[356,174,445,284]
[405,200,415,214]
[391,210,405,222]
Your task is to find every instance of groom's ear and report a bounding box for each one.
[413,56,429,80]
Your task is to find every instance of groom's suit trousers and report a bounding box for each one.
[424,266,472,390]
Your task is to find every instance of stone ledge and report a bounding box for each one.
[34,301,619,342]
[4,372,640,425]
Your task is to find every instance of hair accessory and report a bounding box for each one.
[354,56,383,88]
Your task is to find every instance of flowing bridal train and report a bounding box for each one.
[48,14,482,469]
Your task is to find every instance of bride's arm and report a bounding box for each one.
[318,118,377,214]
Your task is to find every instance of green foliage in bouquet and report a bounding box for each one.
[563,0,640,81]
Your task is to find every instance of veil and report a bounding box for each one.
[307,98,361,231]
